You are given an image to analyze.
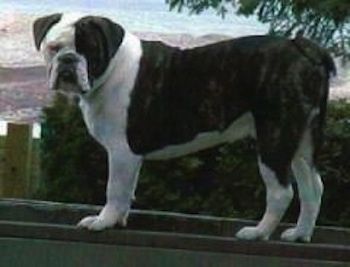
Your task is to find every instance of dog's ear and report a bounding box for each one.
[33,13,62,50]
[74,16,125,79]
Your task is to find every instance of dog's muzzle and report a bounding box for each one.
[49,50,90,94]
[55,52,79,84]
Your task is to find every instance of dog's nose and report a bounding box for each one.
[58,52,78,64]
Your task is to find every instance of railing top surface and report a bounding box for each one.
[0,198,349,262]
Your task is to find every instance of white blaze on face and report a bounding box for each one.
[40,13,91,94]
[40,13,80,58]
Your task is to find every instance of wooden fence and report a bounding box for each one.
[0,123,41,198]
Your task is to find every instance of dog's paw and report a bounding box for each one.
[235,227,269,241]
[280,228,311,243]
[77,205,128,231]
[77,215,116,231]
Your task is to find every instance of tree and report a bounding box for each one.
[166,0,350,57]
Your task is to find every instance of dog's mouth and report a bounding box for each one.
[58,67,77,83]
[50,65,89,95]
[53,67,79,92]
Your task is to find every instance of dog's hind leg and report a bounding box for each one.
[281,126,323,242]
[236,99,304,241]
[236,156,294,240]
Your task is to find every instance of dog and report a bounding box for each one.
[33,13,335,242]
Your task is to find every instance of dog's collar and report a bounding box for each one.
[84,55,118,97]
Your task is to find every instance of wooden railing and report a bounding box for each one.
[0,199,349,266]
[0,123,41,198]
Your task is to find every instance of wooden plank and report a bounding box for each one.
[0,199,349,265]
[0,137,5,188]
[1,124,32,197]
[1,198,349,246]
[28,139,41,196]
[1,237,347,267]
[0,134,40,197]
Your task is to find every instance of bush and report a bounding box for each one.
[38,96,350,227]
[38,95,107,204]
[318,100,350,226]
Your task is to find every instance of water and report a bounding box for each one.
[1,0,267,36]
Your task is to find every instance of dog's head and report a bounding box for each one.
[33,13,125,95]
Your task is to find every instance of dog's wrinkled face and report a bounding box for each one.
[33,13,125,95]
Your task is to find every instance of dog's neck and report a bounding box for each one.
[89,55,118,94]
[82,31,142,99]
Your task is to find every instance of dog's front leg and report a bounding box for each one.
[78,140,142,231]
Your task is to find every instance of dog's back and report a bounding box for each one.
[128,35,335,159]
[126,34,334,242]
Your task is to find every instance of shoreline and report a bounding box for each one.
[0,11,235,68]
[0,64,348,124]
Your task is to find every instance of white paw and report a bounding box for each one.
[280,228,311,243]
[77,206,128,231]
[77,215,122,231]
[235,227,269,241]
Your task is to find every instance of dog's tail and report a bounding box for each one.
[320,49,337,78]
[292,34,337,77]
[292,34,336,161]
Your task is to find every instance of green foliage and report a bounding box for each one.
[166,0,350,57]
[37,94,107,204]
[166,0,231,17]
[318,100,350,226]
[136,141,262,219]
[39,96,350,227]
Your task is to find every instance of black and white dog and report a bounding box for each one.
[33,13,335,242]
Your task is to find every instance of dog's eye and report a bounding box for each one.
[47,44,62,54]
